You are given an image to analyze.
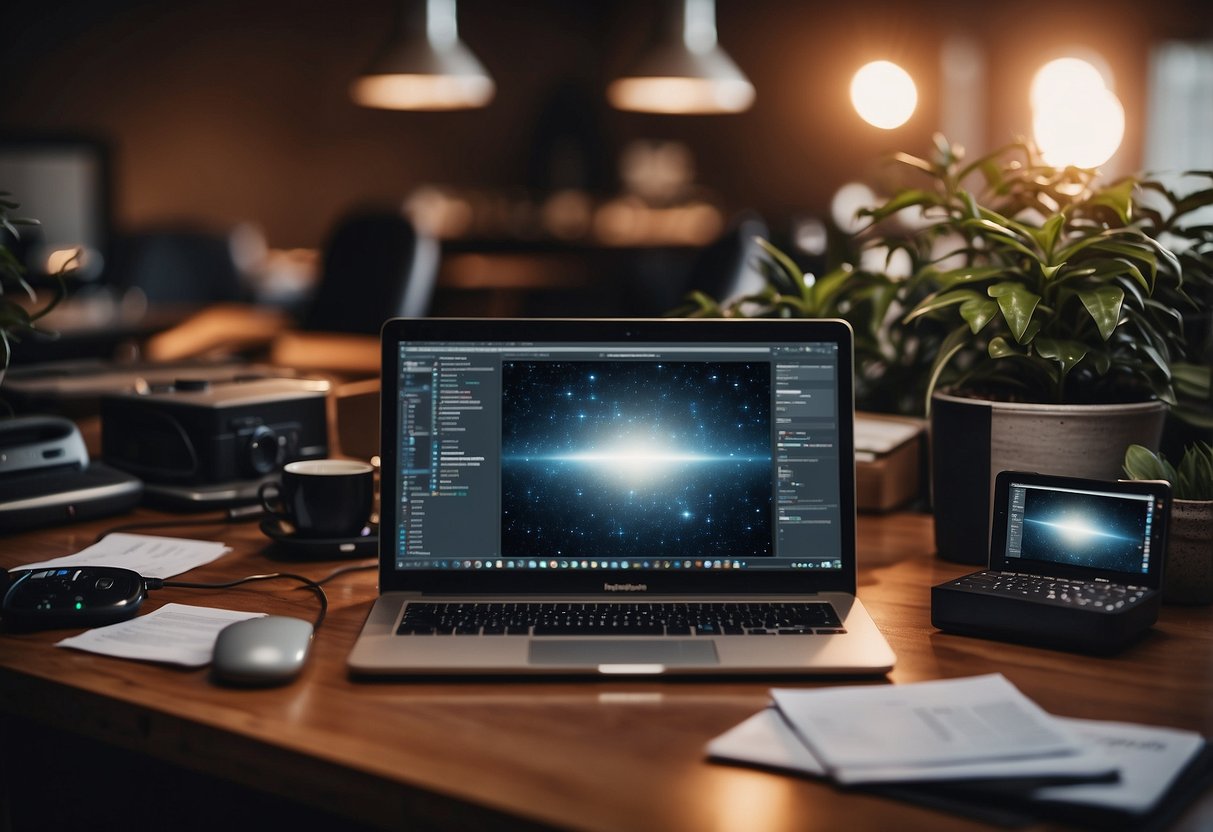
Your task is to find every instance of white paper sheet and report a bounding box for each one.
[708,679,1208,819]
[1035,719,1207,813]
[770,674,1084,773]
[708,708,1116,785]
[707,706,1206,814]
[11,533,230,579]
[56,603,263,667]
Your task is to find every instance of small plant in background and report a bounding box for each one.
[0,191,70,378]
[1123,442,1213,501]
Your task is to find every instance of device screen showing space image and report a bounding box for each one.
[500,361,772,558]
[1008,485,1153,574]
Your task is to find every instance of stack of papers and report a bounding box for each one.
[708,674,1210,827]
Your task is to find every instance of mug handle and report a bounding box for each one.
[258,481,284,515]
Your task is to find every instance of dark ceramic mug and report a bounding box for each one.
[258,459,373,539]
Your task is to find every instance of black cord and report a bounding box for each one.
[147,572,329,629]
[314,561,377,586]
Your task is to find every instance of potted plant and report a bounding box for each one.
[0,190,68,388]
[1123,442,1213,604]
[681,136,1213,562]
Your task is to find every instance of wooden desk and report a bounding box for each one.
[2,511,1212,831]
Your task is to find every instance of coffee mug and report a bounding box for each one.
[259,459,374,538]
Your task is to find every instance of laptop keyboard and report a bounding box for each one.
[949,571,1151,609]
[395,601,845,636]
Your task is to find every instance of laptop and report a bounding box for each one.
[348,317,896,676]
[932,470,1171,653]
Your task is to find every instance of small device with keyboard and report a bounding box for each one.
[932,470,1171,653]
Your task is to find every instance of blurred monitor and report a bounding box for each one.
[0,136,110,281]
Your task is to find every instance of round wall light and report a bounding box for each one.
[850,60,917,129]
[1031,56,1124,168]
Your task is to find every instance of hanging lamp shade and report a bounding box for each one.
[607,0,754,114]
[351,0,494,111]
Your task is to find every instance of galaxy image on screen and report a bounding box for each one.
[500,361,772,558]
[1019,488,1150,573]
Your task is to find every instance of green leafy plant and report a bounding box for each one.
[0,191,69,376]
[1124,442,1213,500]
[679,135,1213,415]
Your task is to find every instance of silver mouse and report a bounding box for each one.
[211,615,314,686]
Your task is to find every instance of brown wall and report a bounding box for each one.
[2,0,1207,249]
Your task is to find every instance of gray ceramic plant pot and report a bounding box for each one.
[930,393,1168,564]
[1162,499,1213,605]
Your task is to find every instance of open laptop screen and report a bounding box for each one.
[379,319,857,594]
[989,471,1170,586]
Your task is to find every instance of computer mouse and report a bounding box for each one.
[211,614,314,687]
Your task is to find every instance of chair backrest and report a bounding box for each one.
[683,212,770,304]
[301,210,438,334]
[110,228,244,304]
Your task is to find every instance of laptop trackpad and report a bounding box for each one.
[529,639,718,667]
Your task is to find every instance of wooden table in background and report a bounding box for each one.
[2,510,1212,831]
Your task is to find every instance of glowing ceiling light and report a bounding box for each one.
[1031,56,1124,168]
[1030,57,1109,111]
[607,0,755,114]
[850,60,917,129]
[351,0,494,111]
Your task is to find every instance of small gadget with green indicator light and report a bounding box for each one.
[2,566,146,631]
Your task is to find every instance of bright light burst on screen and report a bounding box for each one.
[1025,515,1134,544]
[547,439,752,485]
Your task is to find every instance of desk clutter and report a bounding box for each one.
[1,532,357,686]
[708,674,1212,829]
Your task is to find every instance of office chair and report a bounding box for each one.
[683,212,769,304]
[299,210,439,335]
[110,227,245,305]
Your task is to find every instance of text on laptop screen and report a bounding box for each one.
[392,340,845,573]
[1003,481,1158,575]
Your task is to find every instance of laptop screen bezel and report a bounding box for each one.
[988,470,1171,589]
[377,317,859,596]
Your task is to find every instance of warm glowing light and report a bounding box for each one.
[350,74,494,111]
[607,76,754,114]
[1030,57,1109,110]
[830,182,877,234]
[1031,56,1124,168]
[850,61,917,129]
[44,246,85,274]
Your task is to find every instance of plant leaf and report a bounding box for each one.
[988,282,1041,342]
[959,298,998,333]
[861,189,942,223]
[1077,285,1124,340]
[924,325,970,408]
[988,336,1019,358]
[1034,336,1089,378]
[903,288,984,323]
[1123,444,1175,482]
[1089,179,1135,225]
[934,266,1005,288]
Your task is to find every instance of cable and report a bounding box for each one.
[314,561,377,586]
[146,572,328,629]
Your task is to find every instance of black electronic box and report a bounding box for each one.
[100,377,329,508]
[932,470,1171,653]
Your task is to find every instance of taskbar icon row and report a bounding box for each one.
[396,558,749,571]
[395,558,845,571]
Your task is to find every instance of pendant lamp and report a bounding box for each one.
[607,0,754,114]
[351,0,494,111]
